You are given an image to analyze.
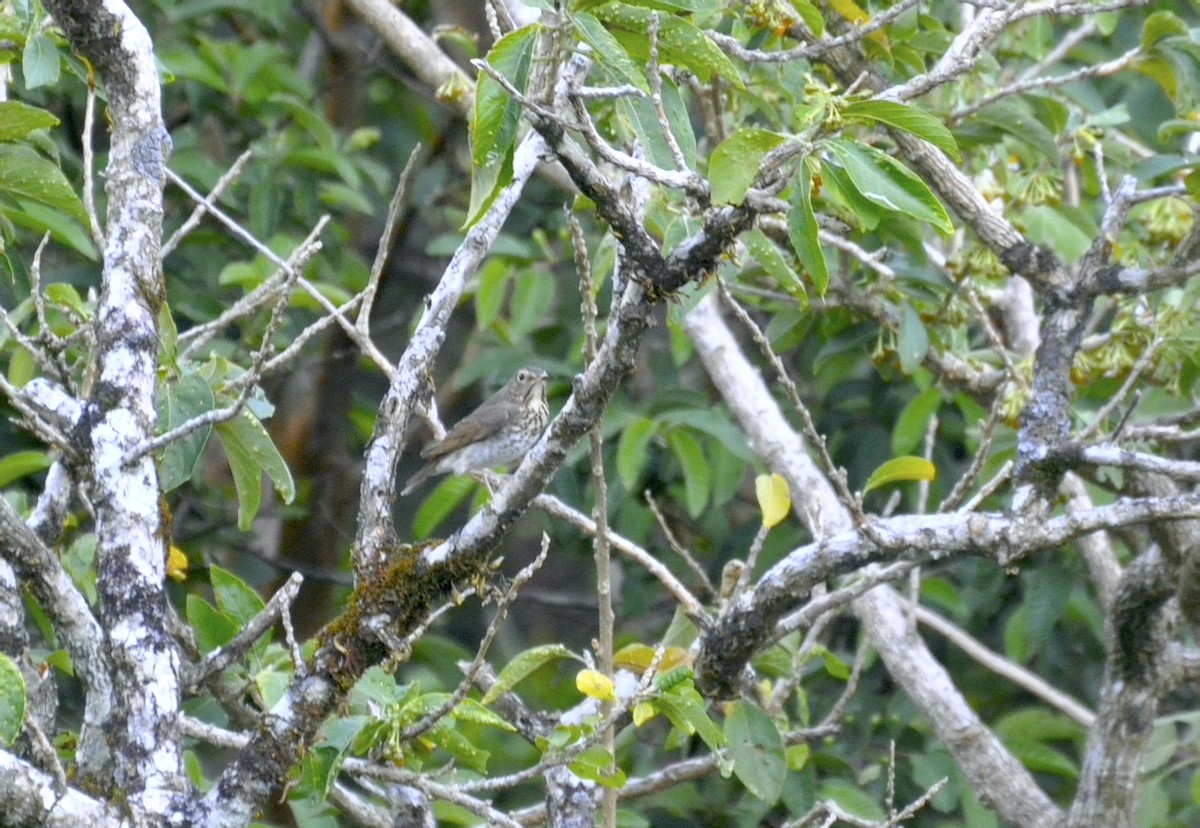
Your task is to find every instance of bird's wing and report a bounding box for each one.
[420,401,512,460]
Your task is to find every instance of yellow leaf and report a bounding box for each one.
[828,0,869,25]
[632,702,657,727]
[658,647,691,673]
[613,643,691,673]
[613,643,656,672]
[576,669,617,701]
[166,545,188,582]
[755,473,792,528]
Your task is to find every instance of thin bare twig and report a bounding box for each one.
[571,207,616,827]
[647,12,688,171]
[717,281,877,537]
[399,536,550,742]
[181,572,304,690]
[358,146,420,334]
[177,216,329,356]
[165,168,395,377]
[915,603,1095,727]
[645,491,713,596]
[81,80,104,251]
[162,150,254,259]
[534,493,709,626]
[939,398,1004,513]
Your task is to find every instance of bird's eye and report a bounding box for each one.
[517,370,528,381]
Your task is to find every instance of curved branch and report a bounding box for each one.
[696,495,1200,696]
[0,749,119,826]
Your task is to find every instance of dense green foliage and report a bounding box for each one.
[3,0,1200,826]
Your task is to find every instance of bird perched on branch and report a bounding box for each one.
[401,366,550,496]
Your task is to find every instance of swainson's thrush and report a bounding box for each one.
[401,366,550,495]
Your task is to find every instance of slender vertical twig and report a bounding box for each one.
[570,208,616,827]
[357,146,420,335]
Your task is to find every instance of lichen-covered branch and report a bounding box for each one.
[42,0,180,813]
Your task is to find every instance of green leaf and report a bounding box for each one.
[0,653,25,747]
[510,270,556,335]
[742,228,804,297]
[657,408,752,460]
[185,595,240,653]
[709,128,786,205]
[0,450,51,488]
[350,666,401,707]
[617,78,696,171]
[892,388,941,456]
[572,12,649,92]
[1002,739,1079,779]
[862,456,936,493]
[475,259,512,330]
[399,690,458,720]
[993,707,1086,745]
[0,145,87,224]
[255,666,291,709]
[1143,719,1179,775]
[310,715,371,799]
[1141,10,1188,51]
[430,723,492,773]
[820,779,886,821]
[7,349,34,390]
[786,742,810,772]
[22,32,60,89]
[214,409,296,531]
[788,165,829,294]
[608,0,721,12]
[725,700,786,805]
[1139,779,1171,828]
[1020,204,1095,264]
[826,139,953,232]
[481,644,577,705]
[156,372,216,492]
[467,25,537,226]
[656,684,726,754]
[842,99,960,160]
[789,0,824,36]
[158,303,179,368]
[0,101,59,141]
[593,3,742,88]
[17,200,96,262]
[962,98,1059,159]
[820,159,883,231]
[1004,603,1030,664]
[617,416,657,491]
[44,283,88,318]
[1020,564,1072,657]
[413,475,477,540]
[471,27,537,167]
[210,564,266,625]
[667,428,709,517]
[569,744,627,788]
[820,648,850,680]
[897,301,930,374]
[62,534,97,605]
[452,698,518,732]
